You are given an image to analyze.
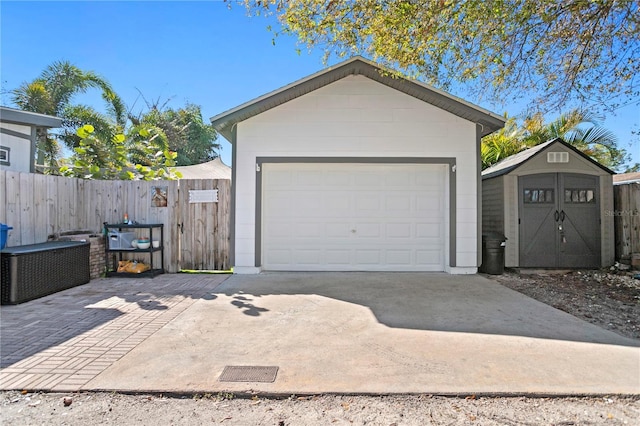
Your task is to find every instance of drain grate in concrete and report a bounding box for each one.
[219,366,279,382]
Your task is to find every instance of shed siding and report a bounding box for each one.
[235,75,478,272]
[601,174,615,266]
[481,176,504,234]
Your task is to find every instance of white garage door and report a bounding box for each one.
[262,163,446,271]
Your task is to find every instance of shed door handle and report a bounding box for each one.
[554,210,559,222]
[560,210,565,222]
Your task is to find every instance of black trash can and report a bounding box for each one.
[480,232,507,275]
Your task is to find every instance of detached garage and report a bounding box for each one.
[482,138,615,268]
[211,57,505,273]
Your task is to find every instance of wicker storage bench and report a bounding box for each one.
[1,241,90,304]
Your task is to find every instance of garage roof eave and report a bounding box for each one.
[210,56,505,141]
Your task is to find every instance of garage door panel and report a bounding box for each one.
[263,163,446,271]
[386,195,411,211]
[355,250,380,264]
[386,223,412,238]
[265,223,292,238]
[355,194,380,211]
[296,170,326,186]
[294,223,324,238]
[294,249,323,264]
[354,171,384,186]
[321,171,348,185]
[325,223,351,237]
[416,223,443,238]
[326,249,351,265]
[268,170,294,186]
[325,193,351,213]
[416,194,443,211]
[266,249,292,265]
[416,249,443,266]
[386,171,412,186]
[356,223,381,237]
[386,250,412,265]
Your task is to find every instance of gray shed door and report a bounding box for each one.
[519,173,600,267]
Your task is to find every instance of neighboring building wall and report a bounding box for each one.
[0,122,33,173]
[234,75,479,273]
[481,176,504,234]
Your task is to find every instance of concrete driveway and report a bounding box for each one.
[2,273,638,395]
[91,272,638,395]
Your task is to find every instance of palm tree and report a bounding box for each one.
[481,114,528,169]
[11,60,126,170]
[523,110,623,169]
[481,109,626,170]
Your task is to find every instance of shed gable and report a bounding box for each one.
[511,141,613,177]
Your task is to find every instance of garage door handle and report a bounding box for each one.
[554,210,559,222]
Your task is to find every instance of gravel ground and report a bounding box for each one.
[1,392,639,425]
[492,268,640,340]
[1,269,638,425]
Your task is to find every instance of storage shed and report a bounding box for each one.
[482,138,614,268]
[211,56,505,274]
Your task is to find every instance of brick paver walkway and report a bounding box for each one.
[0,273,228,391]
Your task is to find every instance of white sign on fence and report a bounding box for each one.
[189,189,219,203]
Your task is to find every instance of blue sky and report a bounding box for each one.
[1,1,638,169]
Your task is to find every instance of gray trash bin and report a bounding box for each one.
[480,232,507,275]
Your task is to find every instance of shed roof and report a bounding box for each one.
[174,157,231,180]
[0,106,62,128]
[210,56,505,141]
[481,138,614,180]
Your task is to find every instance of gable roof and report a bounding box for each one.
[0,106,62,128]
[481,138,614,180]
[210,56,505,141]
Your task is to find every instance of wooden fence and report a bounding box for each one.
[0,170,230,272]
[613,182,640,263]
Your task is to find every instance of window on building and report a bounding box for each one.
[0,146,9,166]
[523,188,554,203]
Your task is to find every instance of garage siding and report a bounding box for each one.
[234,75,478,272]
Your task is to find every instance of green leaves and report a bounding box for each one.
[76,124,95,138]
[242,0,640,112]
[482,109,630,171]
[62,123,181,181]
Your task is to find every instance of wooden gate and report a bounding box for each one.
[176,179,231,271]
